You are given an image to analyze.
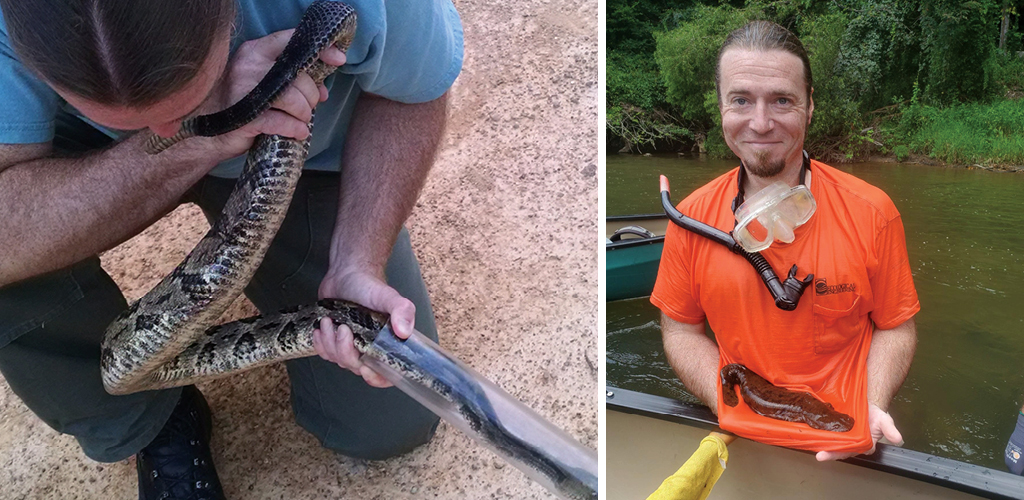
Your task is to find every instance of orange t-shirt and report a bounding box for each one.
[650,160,920,453]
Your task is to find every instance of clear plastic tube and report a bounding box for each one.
[360,327,598,500]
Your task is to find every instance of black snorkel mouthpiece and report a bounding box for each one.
[659,175,812,311]
[764,264,814,311]
[782,265,814,309]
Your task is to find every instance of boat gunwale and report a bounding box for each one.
[605,235,665,251]
[607,213,667,222]
[606,386,1024,500]
[606,214,668,251]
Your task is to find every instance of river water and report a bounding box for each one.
[606,153,1024,470]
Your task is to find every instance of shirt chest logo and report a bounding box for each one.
[815,278,856,295]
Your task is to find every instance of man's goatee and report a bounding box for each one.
[747,150,786,178]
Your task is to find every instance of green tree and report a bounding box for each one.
[800,11,856,142]
[607,0,698,151]
[833,0,921,110]
[654,4,762,125]
[920,0,1000,104]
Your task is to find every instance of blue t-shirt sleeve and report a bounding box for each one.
[341,0,463,103]
[0,16,60,144]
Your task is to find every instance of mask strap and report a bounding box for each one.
[799,150,810,185]
[731,163,747,213]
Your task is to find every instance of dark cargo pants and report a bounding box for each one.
[0,114,439,462]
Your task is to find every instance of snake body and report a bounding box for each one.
[98,2,596,498]
[720,363,854,432]
[100,0,361,394]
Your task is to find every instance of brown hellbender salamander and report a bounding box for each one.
[720,363,854,432]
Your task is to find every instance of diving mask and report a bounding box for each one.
[733,181,816,252]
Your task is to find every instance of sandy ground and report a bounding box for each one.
[0,0,598,498]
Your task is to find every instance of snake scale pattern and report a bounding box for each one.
[100,0,364,395]
[97,2,597,498]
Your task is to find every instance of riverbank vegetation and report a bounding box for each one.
[607,0,1024,166]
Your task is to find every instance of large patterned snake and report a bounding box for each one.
[98,2,596,498]
[100,0,363,395]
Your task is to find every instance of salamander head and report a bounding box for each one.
[812,412,855,432]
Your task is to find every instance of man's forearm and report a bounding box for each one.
[328,92,448,274]
[0,134,219,287]
[661,313,721,411]
[866,317,917,411]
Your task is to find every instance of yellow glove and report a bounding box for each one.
[646,433,731,500]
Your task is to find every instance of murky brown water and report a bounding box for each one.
[606,153,1024,470]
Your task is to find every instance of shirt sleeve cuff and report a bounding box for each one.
[0,121,54,144]
[386,3,464,103]
[872,302,920,331]
[650,294,706,325]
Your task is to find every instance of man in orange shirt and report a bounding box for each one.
[650,21,919,459]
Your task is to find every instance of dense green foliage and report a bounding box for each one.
[606,0,685,152]
[655,5,759,125]
[920,0,998,105]
[606,0,1024,165]
[890,99,1024,165]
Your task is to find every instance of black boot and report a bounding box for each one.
[136,385,225,500]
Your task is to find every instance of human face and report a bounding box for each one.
[718,48,813,181]
[54,31,232,138]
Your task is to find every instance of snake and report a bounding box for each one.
[720,363,855,432]
[97,2,596,498]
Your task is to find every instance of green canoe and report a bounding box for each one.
[606,215,668,302]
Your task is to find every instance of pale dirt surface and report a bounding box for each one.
[0,0,598,498]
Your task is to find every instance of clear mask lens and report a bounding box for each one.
[733,181,816,252]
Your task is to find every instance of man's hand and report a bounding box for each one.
[184,29,347,161]
[309,92,446,388]
[814,318,915,461]
[816,403,903,461]
[311,267,418,388]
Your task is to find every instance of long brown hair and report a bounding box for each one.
[0,0,236,108]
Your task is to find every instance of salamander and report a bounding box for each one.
[720,363,854,432]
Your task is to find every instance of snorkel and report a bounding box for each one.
[659,175,813,311]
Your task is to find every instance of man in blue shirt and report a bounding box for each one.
[0,1,463,498]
